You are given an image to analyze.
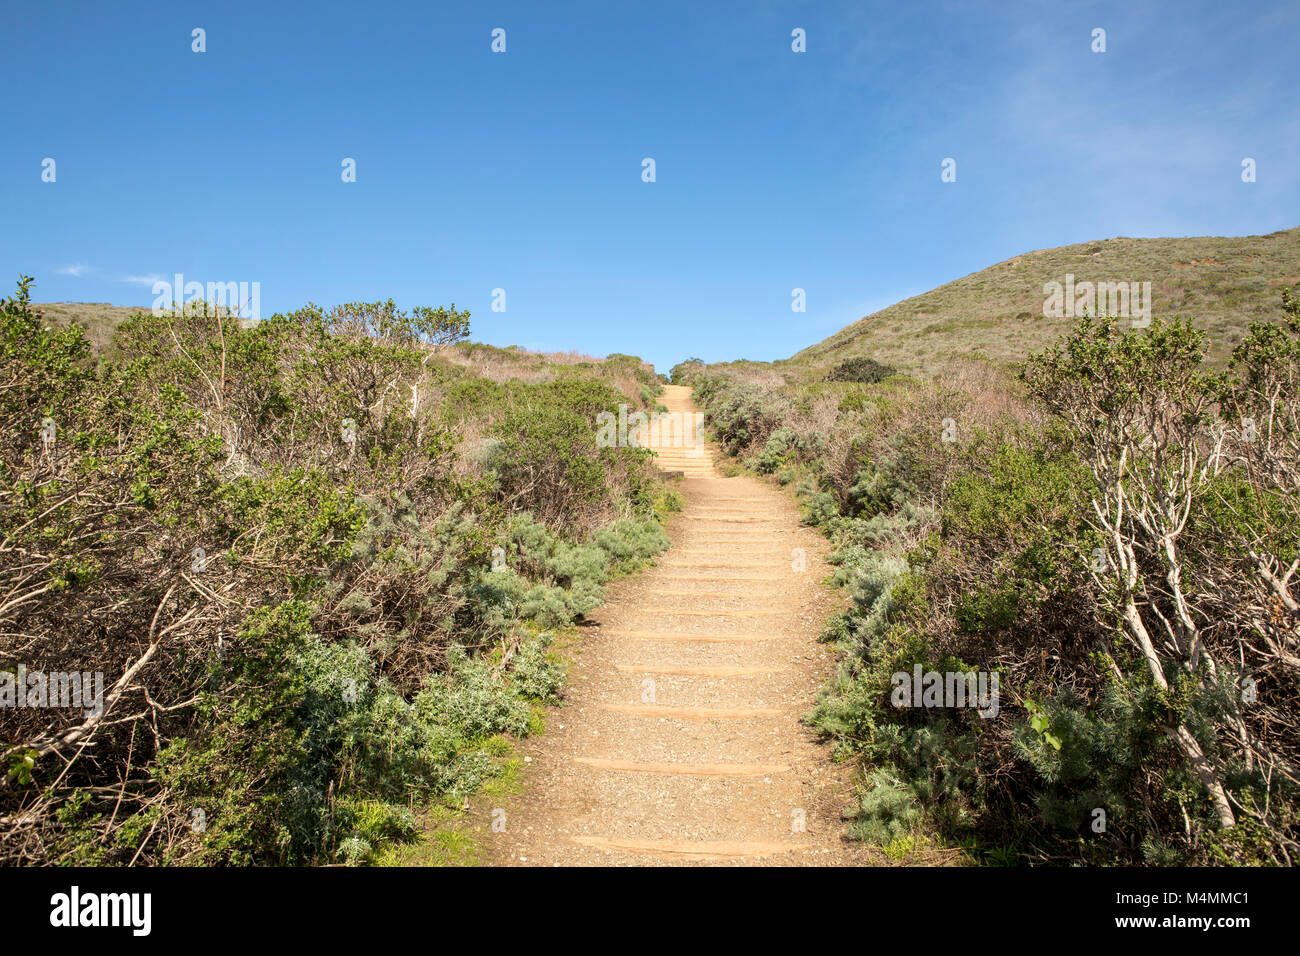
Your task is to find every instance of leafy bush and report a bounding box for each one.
[0,277,672,866]
[827,356,896,383]
[685,300,1300,865]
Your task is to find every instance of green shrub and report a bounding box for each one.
[827,356,897,384]
[0,277,675,866]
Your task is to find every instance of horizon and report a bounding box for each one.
[6,0,1299,371]
[30,218,1300,370]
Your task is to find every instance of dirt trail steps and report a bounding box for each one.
[482,385,875,866]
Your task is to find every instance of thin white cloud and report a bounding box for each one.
[52,265,167,287]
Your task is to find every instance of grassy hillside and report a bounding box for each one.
[675,280,1300,864]
[33,302,152,354]
[792,225,1300,374]
[673,226,1300,865]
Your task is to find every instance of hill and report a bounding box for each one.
[791,225,1300,374]
[672,236,1300,865]
[33,302,151,354]
[29,302,660,390]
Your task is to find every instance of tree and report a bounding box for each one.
[320,299,470,359]
[1024,314,1237,828]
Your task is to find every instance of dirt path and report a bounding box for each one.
[482,385,876,865]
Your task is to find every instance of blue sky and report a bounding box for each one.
[5,0,1297,371]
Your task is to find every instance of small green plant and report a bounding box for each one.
[1024,699,1062,751]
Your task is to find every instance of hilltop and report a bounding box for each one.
[32,302,151,354]
[790,225,1300,375]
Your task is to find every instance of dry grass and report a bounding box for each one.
[439,344,600,383]
[417,343,658,406]
[31,302,149,355]
[791,225,1300,376]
